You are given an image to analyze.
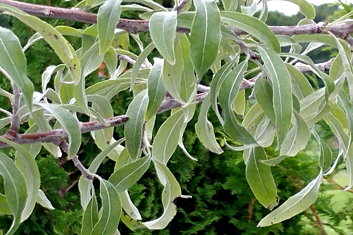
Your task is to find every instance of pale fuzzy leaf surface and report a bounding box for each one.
[37,189,54,210]
[119,191,142,220]
[125,90,149,160]
[0,27,34,110]
[0,4,81,84]
[109,156,151,192]
[210,61,234,124]
[91,179,121,235]
[131,42,155,88]
[152,109,185,164]
[258,171,323,227]
[280,111,310,156]
[195,95,223,154]
[146,58,166,120]
[39,104,81,159]
[259,46,293,146]
[81,195,99,235]
[143,161,181,229]
[0,138,40,222]
[79,141,122,209]
[0,152,27,235]
[190,0,221,79]
[150,11,177,64]
[244,147,278,209]
[97,0,123,54]
[218,60,256,144]
[221,12,280,52]
[163,34,196,105]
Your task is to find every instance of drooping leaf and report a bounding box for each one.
[258,46,293,146]
[152,109,186,164]
[125,90,149,160]
[97,0,123,54]
[195,95,223,154]
[163,33,196,105]
[81,195,99,235]
[109,156,151,192]
[79,141,123,209]
[0,27,34,110]
[210,61,234,124]
[150,11,177,64]
[221,12,280,52]
[244,147,278,209]
[0,4,81,84]
[0,138,40,222]
[218,60,256,145]
[190,0,221,79]
[280,111,310,156]
[143,160,181,229]
[38,104,81,159]
[37,189,54,210]
[258,171,323,227]
[91,179,121,235]
[146,58,166,120]
[0,151,27,235]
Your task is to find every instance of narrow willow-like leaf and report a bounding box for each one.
[0,4,81,84]
[0,27,34,109]
[31,110,62,158]
[254,117,276,147]
[39,104,81,159]
[254,77,275,122]
[91,179,121,235]
[119,191,142,220]
[79,141,122,209]
[104,47,118,77]
[0,138,40,222]
[190,0,221,79]
[81,195,99,235]
[152,109,185,164]
[146,58,166,120]
[143,160,181,229]
[109,156,151,192]
[0,151,27,235]
[163,34,196,105]
[210,61,234,124]
[97,0,123,54]
[313,131,332,172]
[131,43,155,88]
[80,41,104,77]
[195,95,223,154]
[150,11,177,64]
[244,147,278,209]
[258,171,323,227]
[221,12,280,52]
[125,90,149,160]
[0,27,34,110]
[286,64,313,99]
[219,60,256,145]
[259,46,293,146]
[280,111,310,156]
[37,189,54,210]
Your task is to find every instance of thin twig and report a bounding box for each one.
[173,0,190,13]
[59,141,94,180]
[6,83,20,137]
[325,177,353,193]
[309,205,328,235]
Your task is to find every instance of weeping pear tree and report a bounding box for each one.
[0,0,352,233]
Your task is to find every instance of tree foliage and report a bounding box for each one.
[0,0,352,234]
